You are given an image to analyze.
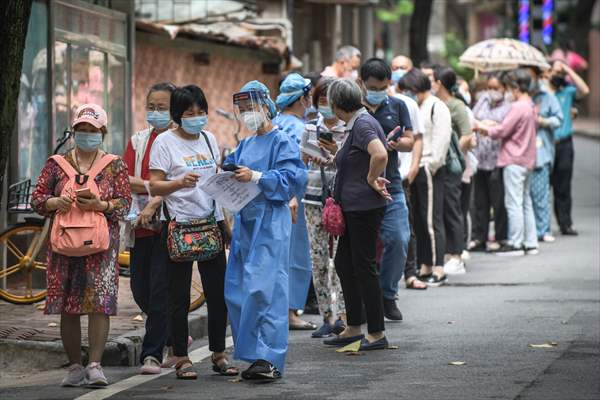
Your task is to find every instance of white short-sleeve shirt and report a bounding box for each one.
[149,129,223,222]
[394,93,424,180]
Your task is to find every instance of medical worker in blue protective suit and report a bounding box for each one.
[272,73,317,331]
[225,80,308,381]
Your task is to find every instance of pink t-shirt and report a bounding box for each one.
[488,100,537,170]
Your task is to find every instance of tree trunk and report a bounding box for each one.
[0,0,33,199]
[570,0,597,58]
[409,0,434,67]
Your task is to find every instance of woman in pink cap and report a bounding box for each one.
[31,103,132,388]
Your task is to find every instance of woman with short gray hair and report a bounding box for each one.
[322,78,391,351]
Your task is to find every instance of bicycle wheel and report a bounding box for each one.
[189,265,206,312]
[0,223,48,304]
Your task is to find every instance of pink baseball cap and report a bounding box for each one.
[72,103,108,129]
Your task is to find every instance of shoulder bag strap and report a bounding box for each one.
[87,154,118,181]
[315,125,331,202]
[50,154,78,179]
[200,131,217,215]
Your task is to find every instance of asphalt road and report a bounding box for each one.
[2,136,599,400]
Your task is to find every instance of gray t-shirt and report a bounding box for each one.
[334,110,388,212]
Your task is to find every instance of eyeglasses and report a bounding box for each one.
[146,105,169,112]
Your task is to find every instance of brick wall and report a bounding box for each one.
[133,38,281,151]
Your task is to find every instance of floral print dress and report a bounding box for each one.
[31,152,131,315]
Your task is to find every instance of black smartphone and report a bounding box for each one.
[318,130,334,143]
[221,163,240,172]
[388,126,403,142]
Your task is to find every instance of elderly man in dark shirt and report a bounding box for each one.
[360,58,414,321]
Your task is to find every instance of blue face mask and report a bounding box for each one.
[74,132,103,152]
[146,111,170,130]
[318,105,336,120]
[391,69,406,84]
[181,116,208,135]
[304,105,317,118]
[403,91,417,101]
[366,89,387,106]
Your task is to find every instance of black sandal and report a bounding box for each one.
[211,354,239,376]
[175,358,197,380]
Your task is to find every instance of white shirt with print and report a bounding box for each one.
[149,129,224,222]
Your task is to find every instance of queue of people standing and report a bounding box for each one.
[32,44,589,388]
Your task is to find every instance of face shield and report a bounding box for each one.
[233,90,270,133]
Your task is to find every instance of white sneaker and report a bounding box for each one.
[61,363,86,387]
[443,258,466,275]
[85,362,108,388]
[542,234,555,242]
[525,247,539,255]
[461,249,471,260]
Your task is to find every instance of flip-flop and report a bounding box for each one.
[289,321,317,330]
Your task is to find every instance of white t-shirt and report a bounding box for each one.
[394,93,424,180]
[149,129,224,222]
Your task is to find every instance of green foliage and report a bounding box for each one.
[442,31,474,81]
[376,0,414,23]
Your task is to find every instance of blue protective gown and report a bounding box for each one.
[272,112,313,310]
[224,127,307,373]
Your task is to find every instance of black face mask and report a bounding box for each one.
[550,74,567,89]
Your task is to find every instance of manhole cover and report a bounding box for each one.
[0,326,45,340]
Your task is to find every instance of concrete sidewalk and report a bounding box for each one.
[0,276,208,374]
[573,117,600,139]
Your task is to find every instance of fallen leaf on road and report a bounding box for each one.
[387,345,399,350]
[448,361,466,366]
[229,378,242,383]
[133,314,144,322]
[528,342,558,348]
[47,322,58,327]
[336,340,362,353]
[447,321,455,324]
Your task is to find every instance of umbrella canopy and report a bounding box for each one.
[459,38,550,73]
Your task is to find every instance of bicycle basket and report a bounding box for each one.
[7,179,33,213]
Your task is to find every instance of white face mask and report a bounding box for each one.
[241,111,264,133]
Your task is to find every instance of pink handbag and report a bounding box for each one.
[321,197,345,236]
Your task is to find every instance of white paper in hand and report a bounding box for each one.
[199,172,261,213]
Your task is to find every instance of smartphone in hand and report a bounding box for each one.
[221,163,240,172]
[75,187,92,199]
[388,126,403,142]
[317,130,334,143]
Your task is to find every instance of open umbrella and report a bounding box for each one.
[459,38,550,73]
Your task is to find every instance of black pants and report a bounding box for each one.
[461,182,472,246]
[412,166,445,267]
[130,234,169,363]
[167,231,228,356]
[551,137,574,231]
[444,171,465,255]
[335,207,385,334]
[471,168,508,243]
[402,180,418,279]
